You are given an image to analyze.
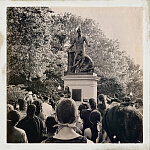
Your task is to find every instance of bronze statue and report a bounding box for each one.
[68,27,94,73]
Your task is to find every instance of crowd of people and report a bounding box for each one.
[7,90,143,143]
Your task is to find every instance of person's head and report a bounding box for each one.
[7,104,14,113]
[64,86,71,98]
[135,98,143,109]
[102,105,143,143]
[27,104,36,117]
[60,93,64,98]
[64,86,70,92]
[76,26,81,35]
[33,94,37,101]
[7,110,20,127]
[98,94,106,103]
[78,103,89,111]
[123,96,131,102]
[90,110,101,124]
[114,93,119,99]
[56,99,78,124]
[32,100,42,116]
[89,98,96,110]
[45,116,58,134]
[43,96,49,102]
[78,103,89,117]
[28,91,33,99]
[18,99,27,111]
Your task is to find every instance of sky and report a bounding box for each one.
[52,7,143,67]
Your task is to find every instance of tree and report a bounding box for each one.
[7,7,143,101]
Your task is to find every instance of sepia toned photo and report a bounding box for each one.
[6,6,144,144]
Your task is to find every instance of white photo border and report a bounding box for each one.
[0,0,149,150]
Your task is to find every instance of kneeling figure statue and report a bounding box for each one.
[68,27,94,73]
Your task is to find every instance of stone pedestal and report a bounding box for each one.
[62,73,99,105]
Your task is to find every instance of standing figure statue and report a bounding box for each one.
[69,26,94,73]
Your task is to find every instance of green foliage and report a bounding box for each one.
[7,85,27,102]
[97,76,125,99]
[7,7,143,101]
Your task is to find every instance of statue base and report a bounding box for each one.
[62,72,99,106]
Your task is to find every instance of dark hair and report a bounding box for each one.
[114,93,119,99]
[123,96,131,102]
[98,94,106,102]
[56,99,77,124]
[135,98,143,106]
[102,105,143,143]
[78,103,89,111]
[45,116,58,134]
[32,100,42,116]
[18,99,27,111]
[43,96,49,101]
[78,103,89,118]
[90,110,101,124]
[27,104,36,117]
[89,98,96,110]
[7,110,20,126]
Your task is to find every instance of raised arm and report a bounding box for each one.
[84,37,90,47]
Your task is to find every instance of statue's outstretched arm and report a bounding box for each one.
[84,37,90,47]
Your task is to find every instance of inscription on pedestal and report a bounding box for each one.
[72,89,81,101]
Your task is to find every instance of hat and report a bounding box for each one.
[28,91,33,95]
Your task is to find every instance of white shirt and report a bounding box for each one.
[42,102,52,119]
[7,127,28,143]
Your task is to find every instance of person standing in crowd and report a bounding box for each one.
[84,110,101,143]
[7,110,28,143]
[42,96,53,119]
[17,104,44,143]
[17,99,27,120]
[33,100,45,122]
[64,86,71,98]
[42,99,93,143]
[97,94,107,114]
[89,98,97,111]
[24,91,34,106]
[42,116,58,142]
[101,105,143,143]
[78,103,89,134]
[80,102,93,132]
[81,98,97,132]
[78,103,89,116]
